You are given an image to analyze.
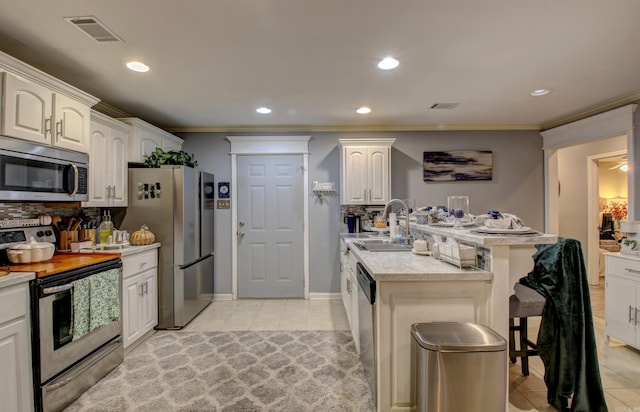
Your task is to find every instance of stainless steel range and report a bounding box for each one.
[0,222,124,412]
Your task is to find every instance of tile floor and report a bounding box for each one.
[182,283,640,411]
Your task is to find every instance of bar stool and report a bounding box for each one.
[509,283,546,376]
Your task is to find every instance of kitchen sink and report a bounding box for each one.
[353,239,412,252]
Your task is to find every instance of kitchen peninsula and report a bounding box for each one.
[341,224,557,412]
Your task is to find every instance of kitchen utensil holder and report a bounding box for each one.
[58,230,78,251]
[79,229,96,246]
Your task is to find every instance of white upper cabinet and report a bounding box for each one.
[118,117,183,164]
[84,111,130,207]
[339,138,395,205]
[0,52,98,154]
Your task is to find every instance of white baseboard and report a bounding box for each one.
[212,293,340,300]
[308,292,341,300]
[213,293,233,301]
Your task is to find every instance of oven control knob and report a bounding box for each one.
[37,231,44,237]
[45,230,53,236]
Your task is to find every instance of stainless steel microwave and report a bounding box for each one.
[0,136,88,201]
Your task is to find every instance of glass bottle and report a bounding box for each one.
[98,211,113,244]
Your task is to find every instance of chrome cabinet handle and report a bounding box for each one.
[346,279,351,294]
[369,189,372,202]
[636,308,639,326]
[630,305,635,323]
[56,120,62,141]
[44,118,52,139]
[110,185,116,198]
[144,281,148,295]
[625,268,640,274]
[139,283,144,296]
[106,186,111,199]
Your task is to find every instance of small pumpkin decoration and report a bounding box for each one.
[130,224,156,246]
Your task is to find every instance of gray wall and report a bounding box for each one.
[181,129,544,295]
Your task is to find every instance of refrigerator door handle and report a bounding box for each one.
[178,251,215,270]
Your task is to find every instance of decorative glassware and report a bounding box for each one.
[447,196,470,227]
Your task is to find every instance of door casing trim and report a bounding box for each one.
[228,136,311,300]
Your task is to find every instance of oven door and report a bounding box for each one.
[36,260,122,383]
[0,143,88,202]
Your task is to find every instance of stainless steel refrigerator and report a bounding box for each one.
[122,166,215,329]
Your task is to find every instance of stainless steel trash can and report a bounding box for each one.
[411,322,507,412]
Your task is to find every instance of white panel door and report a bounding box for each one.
[109,131,128,206]
[343,147,367,204]
[1,72,52,144]
[53,93,89,153]
[368,146,390,205]
[605,275,637,346]
[237,155,304,298]
[140,269,158,333]
[87,122,109,206]
[123,276,142,348]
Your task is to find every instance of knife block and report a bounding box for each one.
[57,230,78,251]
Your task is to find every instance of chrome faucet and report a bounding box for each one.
[381,199,413,244]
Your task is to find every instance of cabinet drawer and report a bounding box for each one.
[607,255,640,277]
[122,249,158,279]
[0,284,29,322]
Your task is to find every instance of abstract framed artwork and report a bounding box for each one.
[423,150,493,181]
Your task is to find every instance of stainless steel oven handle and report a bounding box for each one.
[43,283,74,295]
[44,337,122,392]
[69,162,79,197]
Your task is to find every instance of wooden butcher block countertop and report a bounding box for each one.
[10,252,121,278]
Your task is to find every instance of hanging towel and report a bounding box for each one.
[72,268,121,341]
[72,277,91,340]
[89,268,121,331]
[520,238,608,412]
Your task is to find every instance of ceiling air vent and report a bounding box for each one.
[65,16,123,43]
[429,103,460,110]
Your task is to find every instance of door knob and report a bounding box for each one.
[239,221,245,227]
[238,232,245,238]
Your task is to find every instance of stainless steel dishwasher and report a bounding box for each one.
[356,262,376,404]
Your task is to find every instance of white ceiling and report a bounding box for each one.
[0,0,639,131]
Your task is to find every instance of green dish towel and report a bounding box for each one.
[72,268,120,341]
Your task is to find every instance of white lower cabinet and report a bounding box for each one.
[340,240,359,351]
[0,282,33,412]
[605,254,640,348]
[122,249,158,349]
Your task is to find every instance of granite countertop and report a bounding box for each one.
[94,243,160,257]
[408,223,557,246]
[0,271,35,289]
[342,235,492,282]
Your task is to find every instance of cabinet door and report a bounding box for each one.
[53,93,90,153]
[1,72,53,145]
[605,275,637,346]
[123,275,142,349]
[138,129,163,162]
[342,147,367,204]
[161,136,183,153]
[109,130,128,207]
[367,146,390,205]
[85,121,109,207]
[340,253,351,323]
[140,269,158,334]
[0,319,33,412]
[348,269,360,351]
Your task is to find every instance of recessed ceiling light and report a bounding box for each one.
[256,107,271,114]
[530,88,551,97]
[377,57,399,70]
[126,61,150,72]
[356,107,372,114]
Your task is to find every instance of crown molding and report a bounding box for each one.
[164,123,541,133]
[541,91,640,130]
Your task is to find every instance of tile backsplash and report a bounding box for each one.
[0,202,100,221]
